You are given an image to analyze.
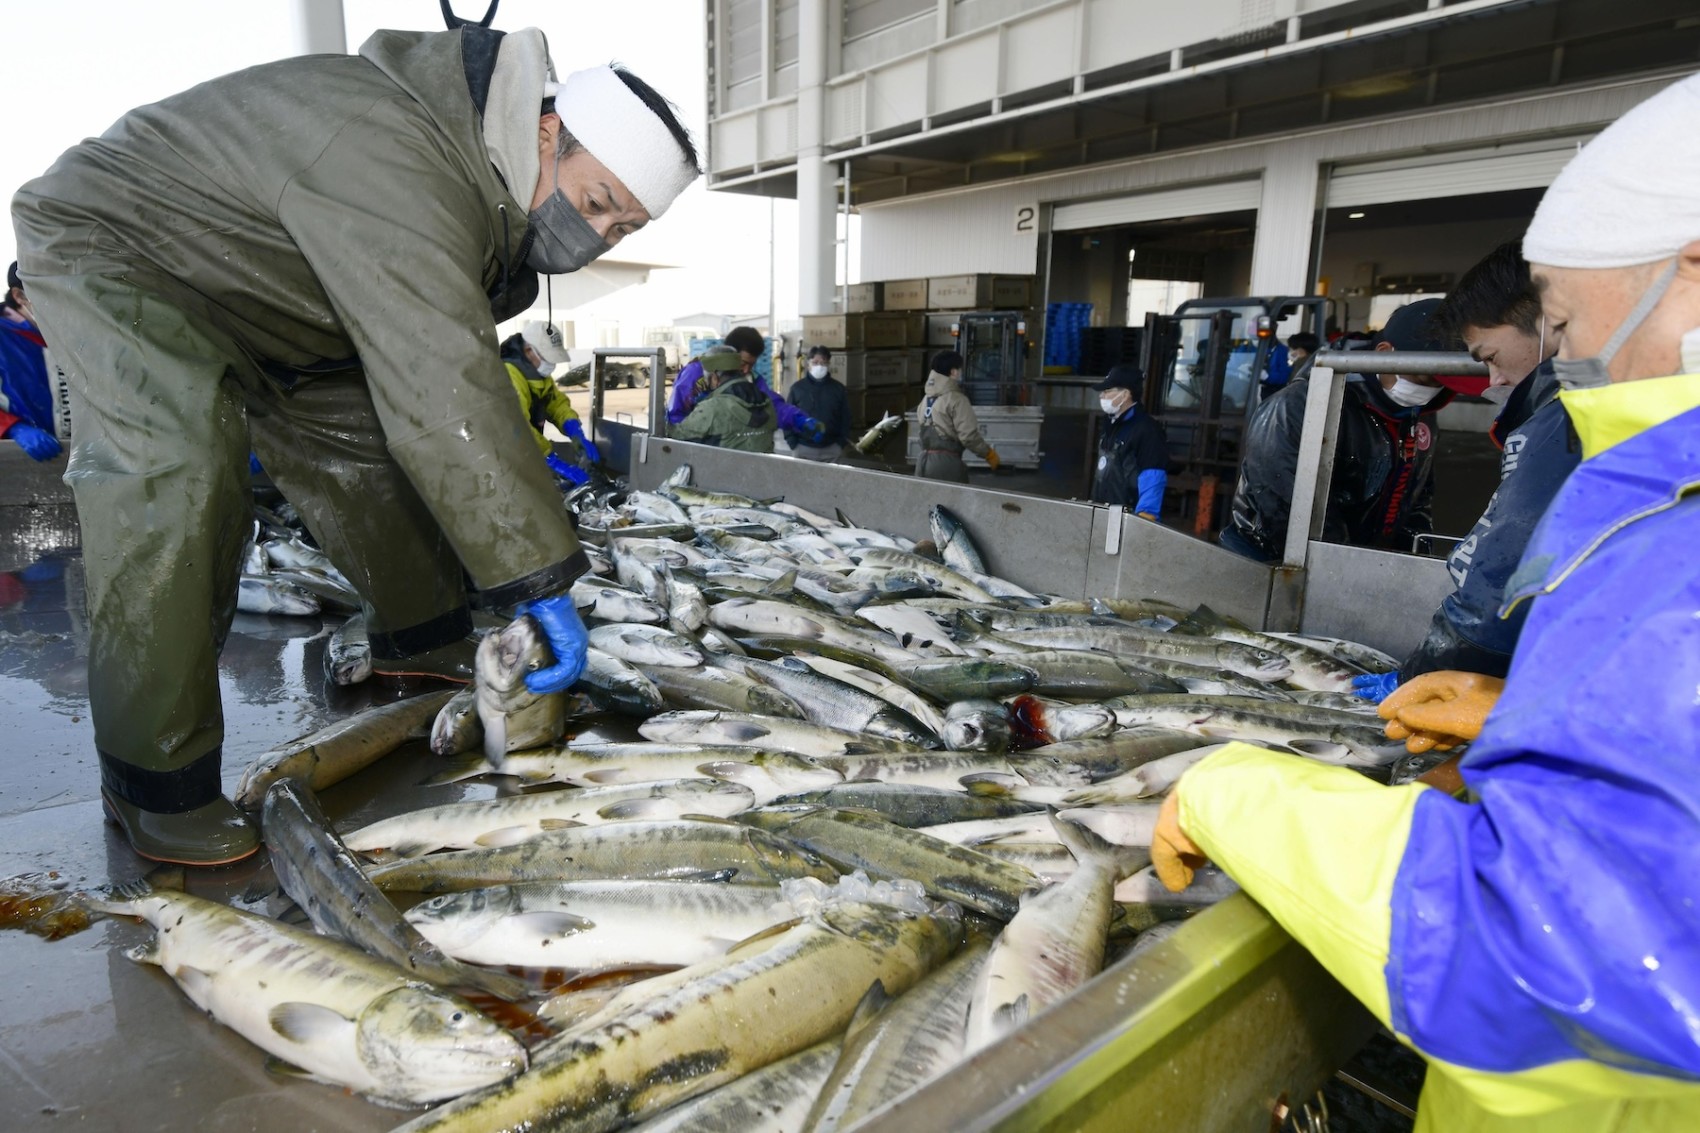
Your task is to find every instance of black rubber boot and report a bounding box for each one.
[370,634,479,686]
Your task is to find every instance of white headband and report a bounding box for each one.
[547,66,697,220]
[1524,74,1700,269]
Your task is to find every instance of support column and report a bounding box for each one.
[292,0,347,55]
[797,0,837,315]
[1249,146,1323,296]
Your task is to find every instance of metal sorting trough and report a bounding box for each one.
[621,439,1381,1130]
[602,354,1487,1128]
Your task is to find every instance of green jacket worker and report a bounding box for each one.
[501,320,600,483]
[674,346,778,453]
[1152,74,1700,1131]
[11,24,698,865]
[913,351,998,482]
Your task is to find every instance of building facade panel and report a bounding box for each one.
[858,74,1674,287]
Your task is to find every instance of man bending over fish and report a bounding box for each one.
[12,16,699,863]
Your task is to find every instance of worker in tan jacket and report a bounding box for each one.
[913,350,999,482]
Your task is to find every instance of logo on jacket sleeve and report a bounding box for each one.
[1415,421,1433,452]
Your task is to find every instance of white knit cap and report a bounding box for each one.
[1524,74,1700,269]
[521,320,571,366]
[548,66,698,220]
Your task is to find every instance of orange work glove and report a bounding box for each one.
[1378,671,1505,754]
[984,448,1001,471]
[1151,789,1208,893]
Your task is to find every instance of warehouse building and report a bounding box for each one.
[704,0,1695,340]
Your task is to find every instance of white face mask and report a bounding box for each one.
[1099,397,1121,417]
[1550,261,1677,391]
[1681,326,1700,376]
[1385,377,1440,407]
[808,364,829,380]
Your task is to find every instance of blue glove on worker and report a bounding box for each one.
[517,594,589,694]
[1351,671,1400,703]
[248,452,264,475]
[9,423,61,462]
[545,452,590,485]
[562,419,601,465]
[798,415,827,446]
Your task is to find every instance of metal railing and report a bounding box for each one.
[1282,350,1490,569]
[588,347,670,437]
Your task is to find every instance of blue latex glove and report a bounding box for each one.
[562,418,601,465]
[545,452,590,485]
[798,415,827,446]
[1351,671,1400,703]
[517,595,589,693]
[9,423,61,462]
[248,452,264,475]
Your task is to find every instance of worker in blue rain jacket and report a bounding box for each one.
[667,325,824,443]
[0,262,61,461]
[1153,73,1700,1131]
[1088,364,1168,520]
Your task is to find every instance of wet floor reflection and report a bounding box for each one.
[0,506,397,1131]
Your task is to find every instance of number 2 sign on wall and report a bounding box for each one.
[1014,204,1037,234]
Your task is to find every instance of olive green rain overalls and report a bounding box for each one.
[10,27,587,816]
[913,368,991,483]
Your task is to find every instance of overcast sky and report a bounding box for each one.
[2,0,814,324]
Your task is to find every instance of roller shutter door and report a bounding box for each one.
[1327,137,1589,207]
[1051,179,1263,231]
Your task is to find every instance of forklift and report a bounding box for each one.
[1137,295,1329,535]
[904,310,1046,470]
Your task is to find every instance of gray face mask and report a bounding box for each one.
[525,163,611,274]
[1550,261,1676,390]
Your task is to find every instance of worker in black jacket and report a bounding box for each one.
[785,344,851,461]
[1350,243,1575,695]
[1221,299,1454,562]
[1090,364,1169,519]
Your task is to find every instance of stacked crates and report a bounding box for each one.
[1044,303,1094,370]
[799,274,1037,442]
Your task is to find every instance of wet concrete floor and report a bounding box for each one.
[0,451,546,1131]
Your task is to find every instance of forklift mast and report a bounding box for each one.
[1139,296,1328,536]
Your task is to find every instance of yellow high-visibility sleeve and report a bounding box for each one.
[1176,742,1426,1026]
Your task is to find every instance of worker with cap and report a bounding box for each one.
[0,262,62,462]
[672,345,777,452]
[1352,242,1574,702]
[784,345,851,461]
[1153,73,1700,1130]
[913,350,999,482]
[10,18,699,865]
[668,324,827,445]
[1090,363,1168,519]
[1221,299,1459,561]
[500,319,600,484]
